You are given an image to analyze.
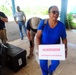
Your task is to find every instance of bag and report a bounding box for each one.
[0,43,8,67]
[42,19,47,30]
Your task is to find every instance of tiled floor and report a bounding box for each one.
[1,30,76,75]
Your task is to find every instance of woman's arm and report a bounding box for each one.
[62,38,67,58]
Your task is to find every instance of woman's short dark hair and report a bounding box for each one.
[48,5,58,13]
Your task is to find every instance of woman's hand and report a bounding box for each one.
[65,50,67,58]
[36,50,39,56]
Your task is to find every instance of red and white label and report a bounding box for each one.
[39,44,65,60]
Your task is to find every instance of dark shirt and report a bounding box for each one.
[26,19,31,30]
[0,12,7,30]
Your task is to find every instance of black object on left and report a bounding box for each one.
[0,43,8,75]
[6,44,27,72]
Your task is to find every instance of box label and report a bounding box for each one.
[18,58,22,66]
[39,44,65,60]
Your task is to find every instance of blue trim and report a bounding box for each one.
[11,0,16,16]
[60,0,68,24]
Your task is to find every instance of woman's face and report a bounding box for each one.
[49,7,59,21]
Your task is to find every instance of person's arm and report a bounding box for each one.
[23,12,26,23]
[0,12,8,22]
[27,29,33,47]
[24,15,26,23]
[14,16,18,24]
[26,19,31,40]
[14,13,18,24]
[0,16,8,22]
[27,30,31,41]
[60,22,67,58]
[62,38,67,58]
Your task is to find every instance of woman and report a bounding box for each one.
[36,6,67,75]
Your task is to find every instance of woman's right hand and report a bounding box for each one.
[36,50,39,56]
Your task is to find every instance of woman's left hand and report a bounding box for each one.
[65,50,67,58]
